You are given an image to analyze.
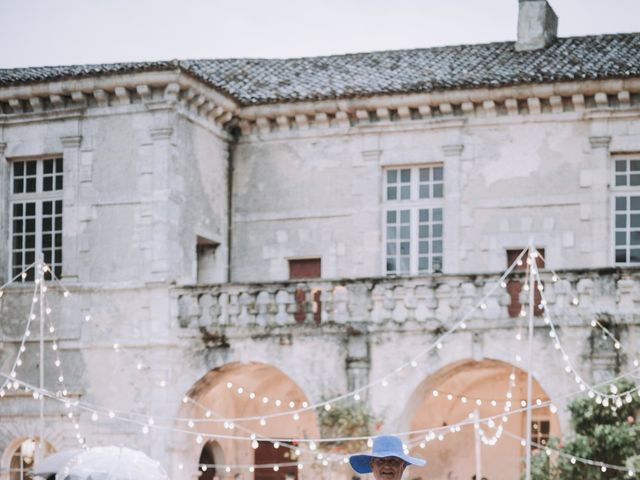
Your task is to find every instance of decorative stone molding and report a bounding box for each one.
[0,142,6,156]
[149,128,173,141]
[60,135,82,149]
[589,135,612,149]
[442,144,464,157]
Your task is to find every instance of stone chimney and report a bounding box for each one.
[516,0,558,51]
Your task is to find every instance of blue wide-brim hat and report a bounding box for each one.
[349,435,426,474]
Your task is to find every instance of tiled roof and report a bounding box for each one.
[1,33,639,106]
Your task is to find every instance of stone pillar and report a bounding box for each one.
[0,142,8,281]
[60,135,83,280]
[442,143,464,273]
[345,330,370,399]
[149,126,174,281]
[588,135,611,266]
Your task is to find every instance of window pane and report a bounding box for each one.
[13,203,23,216]
[433,240,443,253]
[433,167,443,181]
[616,196,627,210]
[616,214,627,228]
[43,217,52,231]
[631,231,640,245]
[419,185,429,198]
[26,161,36,175]
[433,184,443,198]
[631,160,640,171]
[631,196,640,210]
[433,224,443,237]
[616,249,627,263]
[631,174,640,186]
[386,258,396,272]
[25,202,35,216]
[419,168,430,181]
[616,231,627,245]
[400,242,410,254]
[56,158,63,172]
[400,169,410,182]
[386,243,396,255]
[387,227,397,240]
[419,209,429,222]
[400,210,410,223]
[43,159,53,174]
[433,256,442,271]
[387,169,397,183]
[386,210,396,223]
[616,175,627,186]
[387,186,397,200]
[43,176,53,191]
[13,178,24,193]
[433,209,443,221]
[399,256,410,273]
[400,226,410,239]
[26,177,36,192]
[419,241,429,254]
[419,225,429,238]
[631,214,640,228]
[631,249,640,263]
[418,257,429,271]
[55,176,63,190]
[14,161,24,176]
[400,185,410,199]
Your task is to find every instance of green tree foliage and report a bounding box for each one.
[317,401,378,453]
[530,380,640,479]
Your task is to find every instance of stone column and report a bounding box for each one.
[442,143,464,273]
[60,135,83,281]
[588,135,611,266]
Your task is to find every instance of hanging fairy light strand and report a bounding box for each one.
[7,364,639,447]
[532,265,640,403]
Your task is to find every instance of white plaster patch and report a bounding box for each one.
[562,232,575,247]
[276,230,288,243]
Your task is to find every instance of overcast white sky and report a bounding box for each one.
[2,0,639,68]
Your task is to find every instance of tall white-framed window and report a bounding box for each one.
[612,156,640,265]
[384,165,444,275]
[10,157,63,281]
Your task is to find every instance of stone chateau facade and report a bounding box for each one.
[1,1,639,479]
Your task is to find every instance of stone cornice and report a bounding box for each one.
[0,71,238,135]
[1,72,640,139]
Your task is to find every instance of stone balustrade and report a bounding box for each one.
[174,269,640,331]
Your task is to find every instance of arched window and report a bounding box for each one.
[8,438,55,480]
[198,441,221,480]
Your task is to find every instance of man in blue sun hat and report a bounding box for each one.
[349,435,426,480]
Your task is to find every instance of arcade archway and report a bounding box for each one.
[405,359,561,480]
[173,362,319,480]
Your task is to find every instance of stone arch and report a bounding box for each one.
[1,436,55,480]
[170,361,319,480]
[198,440,224,480]
[402,358,561,480]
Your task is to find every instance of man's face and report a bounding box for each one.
[370,456,407,480]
